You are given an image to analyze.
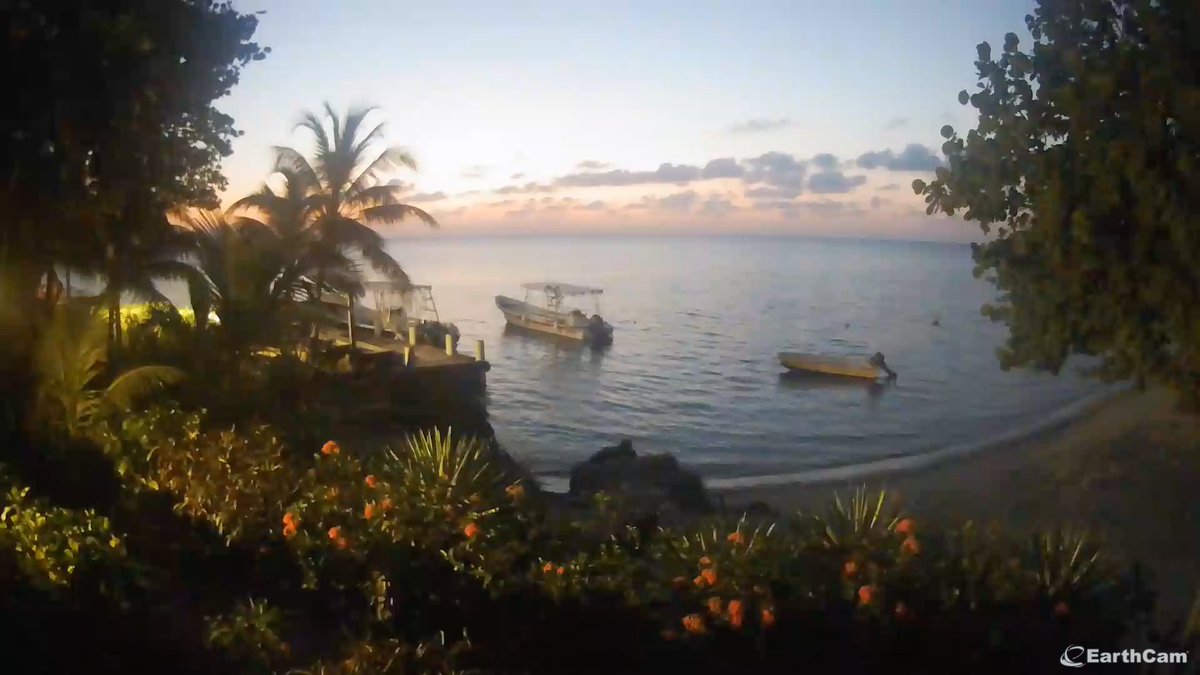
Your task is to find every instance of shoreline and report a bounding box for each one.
[707,385,1128,491]
[717,386,1200,622]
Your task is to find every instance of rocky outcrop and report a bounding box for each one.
[568,439,712,514]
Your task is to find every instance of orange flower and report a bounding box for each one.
[699,556,713,567]
[858,585,875,605]
[282,512,296,527]
[556,566,565,575]
[363,503,376,520]
[543,562,554,573]
[463,522,481,539]
[336,536,350,550]
[505,483,526,500]
[843,560,858,578]
[895,518,915,536]
[681,614,707,635]
[364,474,378,488]
[380,498,393,512]
[727,531,744,545]
[700,567,718,587]
[321,440,340,456]
[1054,601,1070,618]
[327,526,341,541]
[894,601,910,619]
[707,596,723,616]
[760,606,776,629]
[727,599,744,629]
[901,536,921,555]
[282,523,297,539]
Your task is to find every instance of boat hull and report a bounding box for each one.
[496,296,612,345]
[778,352,881,380]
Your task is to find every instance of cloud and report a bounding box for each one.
[510,172,525,180]
[656,191,699,211]
[807,171,867,194]
[811,153,839,170]
[883,117,908,130]
[743,152,807,192]
[728,118,792,134]
[856,144,942,171]
[700,195,735,217]
[701,157,744,179]
[575,160,609,170]
[403,191,447,202]
[745,185,802,199]
[556,162,701,188]
[878,183,900,191]
[870,196,886,209]
[495,181,557,195]
[461,164,491,179]
[581,200,607,211]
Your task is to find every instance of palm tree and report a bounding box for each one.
[79,219,209,360]
[32,302,184,437]
[178,209,324,358]
[231,104,437,349]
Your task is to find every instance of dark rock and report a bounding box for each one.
[568,439,711,514]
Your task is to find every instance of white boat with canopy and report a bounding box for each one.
[495,282,614,346]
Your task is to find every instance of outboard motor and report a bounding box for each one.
[869,352,897,380]
[587,314,614,347]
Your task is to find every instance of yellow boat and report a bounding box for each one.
[777,352,896,380]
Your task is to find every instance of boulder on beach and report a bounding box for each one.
[568,439,712,514]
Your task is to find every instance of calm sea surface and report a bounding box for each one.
[380,236,1113,490]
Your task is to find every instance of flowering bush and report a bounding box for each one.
[4,408,1181,674]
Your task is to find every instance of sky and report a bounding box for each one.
[219,0,1038,242]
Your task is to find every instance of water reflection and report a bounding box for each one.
[777,371,889,399]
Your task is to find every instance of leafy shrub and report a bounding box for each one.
[206,598,291,670]
[0,476,127,591]
[91,406,302,542]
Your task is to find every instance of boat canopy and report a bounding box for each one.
[520,282,604,296]
[362,281,430,292]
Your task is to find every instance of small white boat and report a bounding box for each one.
[496,282,614,346]
[778,351,896,380]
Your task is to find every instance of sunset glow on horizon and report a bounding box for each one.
[218,0,1039,242]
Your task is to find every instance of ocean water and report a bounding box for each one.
[382,236,1115,490]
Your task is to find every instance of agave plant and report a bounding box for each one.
[32,303,184,437]
[387,429,507,509]
[807,485,900,547]
[1030,528,1104,598]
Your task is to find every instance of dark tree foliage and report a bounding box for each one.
[914,0,1200,405]
[0,0,267,310]
[0,0,265,452]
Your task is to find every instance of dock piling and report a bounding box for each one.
[475,339,486,362]
[445,334,455,356]
[408,325,418,346]
[403,346,412,366]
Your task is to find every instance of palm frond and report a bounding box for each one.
[347,147,418,198]
[271,146,321,190]
[102,366,186,412]
[361,203,438,228]
[343,184,402,210]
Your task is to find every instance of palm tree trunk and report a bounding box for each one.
[307,271,326,359]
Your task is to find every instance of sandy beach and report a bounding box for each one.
[717,387,1200,623]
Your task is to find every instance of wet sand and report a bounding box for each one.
[717,387,1200,622]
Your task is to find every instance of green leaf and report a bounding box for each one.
[940,125,955,139]
[958,89,969,105]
